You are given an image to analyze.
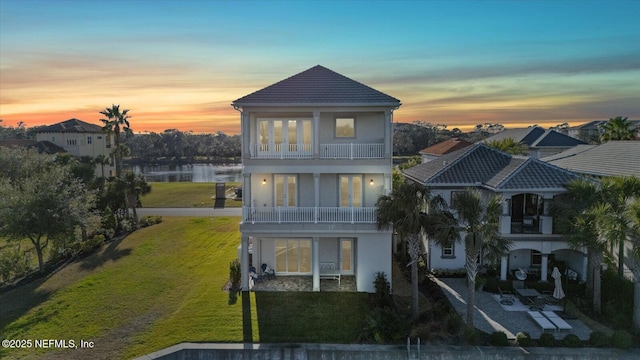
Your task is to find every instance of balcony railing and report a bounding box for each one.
[243,206,377,224]
[320,143,384,159]
[249,143,385,159]
[250,143,313,159]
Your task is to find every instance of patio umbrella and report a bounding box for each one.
[552,267,565,300]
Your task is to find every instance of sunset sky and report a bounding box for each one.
[1,0,639,134]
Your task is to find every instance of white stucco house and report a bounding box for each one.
[403,143,589,283]
[35,118,116,177]
[232,65,401,292]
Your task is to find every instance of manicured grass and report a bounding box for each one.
[0,217,371,359]
[140,182,242,208]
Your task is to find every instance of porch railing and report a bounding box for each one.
[249,143,385,159]
[250,143,313,159]
[320,143,384,159]
[243,206,377,224]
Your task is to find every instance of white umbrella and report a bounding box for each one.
[552,267,565,300]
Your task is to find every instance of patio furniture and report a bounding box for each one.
[319,262,341,285]
[542,311,572,331]
[541,290,559,305]
[498,287,515,305]
[514,287,541,304]
[526,296,546,311]
[528,311,556,331]
[261,263,276,280]
[512,280,526,290]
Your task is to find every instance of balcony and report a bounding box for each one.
[242,206,377,224]
[249,143,384,159]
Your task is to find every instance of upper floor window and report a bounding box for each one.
[66,139,77,146]
[87,136,92,144]
[442,243,455,258]
[335,118,355,138]
[450,191,466,208]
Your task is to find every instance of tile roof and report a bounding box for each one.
[404,143,581,191]
[484,126,544,145]
[542,141,640,177]
[37,118,104,133]
[530,129,585,147]
[232,65,401,107]
[418,138,473,155]
[0,139,66,154]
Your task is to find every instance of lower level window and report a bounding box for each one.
[442,243,455,258]
[275,239,311,273]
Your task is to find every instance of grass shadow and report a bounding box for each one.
[0,271,55,332]
[242,290,253,342]
[79,236,132,271]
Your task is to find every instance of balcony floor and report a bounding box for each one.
[252,275,356,292]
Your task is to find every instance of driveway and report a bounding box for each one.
[137,207,242,217]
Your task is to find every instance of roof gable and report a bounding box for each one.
[232,65,401,107]
[418,138,473,155]
[37,118,104,133]
[531,129,585,147]
[484,126,543,145]
[493,158,581,190]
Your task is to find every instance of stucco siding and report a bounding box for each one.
[356,233,392,292]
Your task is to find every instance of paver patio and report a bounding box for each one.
[436,277,592,340]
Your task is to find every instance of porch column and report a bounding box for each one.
[582,252,588,283]
[241,235,250,291]
[313,237,320,291]
[313,111,320,159]
[314,173,320,223]
[384,173,391,194]
[540,254,549,282]
[500,256,508,281]
[241,112,250,157]
[384,110,392,158]
[243,173,251,209]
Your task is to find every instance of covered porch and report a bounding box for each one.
[251,275,357,292]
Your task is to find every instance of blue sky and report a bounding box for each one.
[1,0,639,133]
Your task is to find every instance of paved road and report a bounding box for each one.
[137,207,242,217]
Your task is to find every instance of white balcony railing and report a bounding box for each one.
[320,143,384,159]
[243,206,377,224]
[249,143,385,159]
[250,143,313,159]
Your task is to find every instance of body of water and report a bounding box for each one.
[129,164,243,183]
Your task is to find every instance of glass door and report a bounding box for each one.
[340,238,354,275]
[275,175,297,207]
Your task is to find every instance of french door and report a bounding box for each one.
[259,119,311,153]
[275,175,297,207]
[339,175,362,207]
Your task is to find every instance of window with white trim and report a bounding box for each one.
[335,118,355,138]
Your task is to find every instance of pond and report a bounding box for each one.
[129,164,243,183]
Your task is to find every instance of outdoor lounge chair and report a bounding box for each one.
[498,287,515,305]
[261,263,275,280]
[527,296,546,311]
[528,311,556,331]
[542,311,572,331]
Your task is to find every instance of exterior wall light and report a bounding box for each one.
[262,179,267,185]
[369,179,374,185]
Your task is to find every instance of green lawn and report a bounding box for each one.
[140,182,242,208]
[0,217,370,359]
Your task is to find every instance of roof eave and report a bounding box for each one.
[232,101,402,108]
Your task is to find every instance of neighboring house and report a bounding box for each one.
[541,141,640,178]
[484,126,585,158]
[418,138,472,163]
[231,65,401,293]
[403,143,588,283]
[0,139,66,154]
[565,120,640,142]
[35,118,116,177]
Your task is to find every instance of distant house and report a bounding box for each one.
[565,120,640,142]
[0,139,66,154]
[232,65,401,292]
[35,118,115,177]
[484,126,585,158]
[404,143,587,283]
[542,141,640,178]
[418,138,472,163]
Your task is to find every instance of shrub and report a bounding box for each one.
[562,334,581,348]
[229,259,241,290]
[373,271,392,308]
[516,332,531,347]
[489,331,509,346]
[0,245,31,282]
[539,333,556,347]
[463,326,481,345]
[139,215,163,227]
[588,331,609,347]
[361,307,408,344]
[611,330,632,349]
[102,206,117,232]
[443,312,463,335]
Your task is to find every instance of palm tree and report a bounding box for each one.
[100,104,132,176]
[94,154,110,178]
[376,181,442,319]
[485,138,528,155]
[119,170,151,223]
[600,116,638,142]
[430,189,512,327]
[627,198,640,329]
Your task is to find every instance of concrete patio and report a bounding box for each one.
[435,277,592,340]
